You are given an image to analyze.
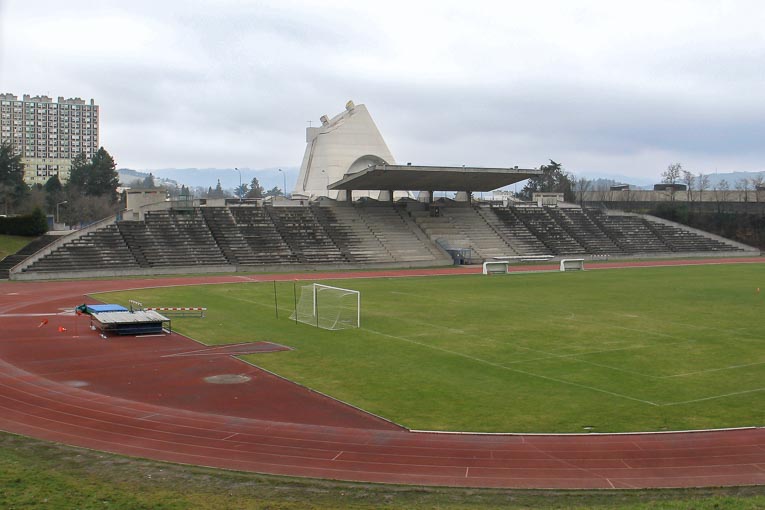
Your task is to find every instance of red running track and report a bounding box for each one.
[1,258,764,489]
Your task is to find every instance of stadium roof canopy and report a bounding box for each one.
[328,165,541,193]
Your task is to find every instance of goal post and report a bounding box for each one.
[560,258,585,272]
[482,261,509,274]
[290,283,360,330]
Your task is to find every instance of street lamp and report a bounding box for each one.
[233,167,242,201]
[278,168,287,198]
[56,200,68,224]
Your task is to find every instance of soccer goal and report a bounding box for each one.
[290,283,360,330]
[482,261,509,274]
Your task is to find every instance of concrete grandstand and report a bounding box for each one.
[3,100,759,279]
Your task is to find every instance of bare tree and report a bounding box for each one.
[662,163,682,201]
[714,179,730,213]
[682,170,695,202]
[696,173,710,202]
[573,177,591,206]
[735,178,750,202]
[594,182,610,202]
[751,175,764,203]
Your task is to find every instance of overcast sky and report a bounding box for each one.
[2,0,764,183]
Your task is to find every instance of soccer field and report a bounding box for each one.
[95,264,765,433]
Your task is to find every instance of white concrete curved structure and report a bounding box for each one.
[294,101,396,200]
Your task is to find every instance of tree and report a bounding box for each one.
[66,148,119,202]
[735,178,750,203]
[207,179,226,199]
[662,163,682,184]
[661,163,682,201]
[86,147,119,201]
[245,177,264,199]
[696,173,710,202]
[0,142,28,215]
[572,177,591,206]
[142,173,156,188]
[264,186,284,197]
[235,183,249,199]
[59,191,118,226]
[28,207,48,235]
[67,151,90,189]
[518,160,574,202]
[682,171,695,202]
[752,175,764,203]
[714,179,730,213]
[44,175,64,216]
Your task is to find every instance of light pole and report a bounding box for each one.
[278,168,287,198]
[233,167,242,202]
[56,200,68,225]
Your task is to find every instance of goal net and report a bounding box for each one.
[290,283,360,330]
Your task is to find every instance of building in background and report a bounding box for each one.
[294,100,397,200]
[0,93,100,185]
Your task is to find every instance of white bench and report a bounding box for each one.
[560,258,585,271]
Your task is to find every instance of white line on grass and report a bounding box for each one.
[373,305,682,379]
[661,359,765,379]
[663,387,765,406]
[361,327,660,407]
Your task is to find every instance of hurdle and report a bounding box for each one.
[144,307,207,318]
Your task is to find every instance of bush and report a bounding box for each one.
[0,208,48,236]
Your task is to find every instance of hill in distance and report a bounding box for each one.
[118,167,299,194]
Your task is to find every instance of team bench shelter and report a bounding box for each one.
[78,304,171,338]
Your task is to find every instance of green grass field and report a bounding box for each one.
[0,234,33,259]
[95,264,765,433]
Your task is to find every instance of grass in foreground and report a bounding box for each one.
[1,432,764,510]
[0,234,33,259]
[96,264,765,433]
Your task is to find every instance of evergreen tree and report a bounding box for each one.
[518,160,574,202]
[246,177,264,198]
[141,173,156,188]
[66,148,119,202]
[67,152,90,189]
[235,183,249,199]
[209,179,225,199]
[86,147,119,201]
[44,175,64,215]
[265,186,283,197]
[0,143,28,214]
[28,207,49,235]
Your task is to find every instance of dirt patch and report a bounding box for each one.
[203,374,251,384]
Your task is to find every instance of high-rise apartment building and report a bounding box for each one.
[0,93,100,185]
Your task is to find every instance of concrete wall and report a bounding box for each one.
[294,101,397,200]
[581,189,765,203]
